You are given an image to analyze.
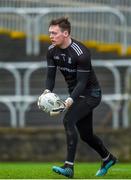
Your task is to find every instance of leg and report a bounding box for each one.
[52,97,84,178]
[62,96,98,163]
[52,97,93,178]
[76,111,117,176]
[76,111,109,158]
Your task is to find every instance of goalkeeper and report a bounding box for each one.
[40,17,117,178]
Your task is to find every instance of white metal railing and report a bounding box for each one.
[0,7,127,55]
[0,95,37,127]
[0,10,33,55]
[1,0,131,38]
[0,60,131,128]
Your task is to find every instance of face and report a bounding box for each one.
[49,25,69,47]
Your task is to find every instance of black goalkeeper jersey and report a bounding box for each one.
[46,39,101,101]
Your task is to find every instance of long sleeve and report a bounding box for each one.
[45,50,57,91]
[70,51,91,100]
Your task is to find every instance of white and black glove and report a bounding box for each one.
[65,97,74,109]
[37,89,51,110]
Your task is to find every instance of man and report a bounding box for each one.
[40,17,117,178]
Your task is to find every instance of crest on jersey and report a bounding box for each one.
[68,57,72,64]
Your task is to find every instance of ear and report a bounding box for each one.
[63,30,69,37]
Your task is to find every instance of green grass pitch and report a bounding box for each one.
[0,162,131,179]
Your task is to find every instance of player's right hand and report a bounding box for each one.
[43,89,51,94]
[37,89,51,109]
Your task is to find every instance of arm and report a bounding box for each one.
[45,50,57,92]
[70,50,91,101]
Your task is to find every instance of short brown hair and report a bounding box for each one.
[49,17,71,34]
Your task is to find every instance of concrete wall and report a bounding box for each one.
[0,127,131,162]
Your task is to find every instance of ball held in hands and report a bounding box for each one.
[37,92,66,115]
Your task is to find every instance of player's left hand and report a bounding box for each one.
[65,97,74,109]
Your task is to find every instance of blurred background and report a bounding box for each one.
[0,0,131,162]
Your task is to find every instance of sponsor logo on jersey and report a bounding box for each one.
[58,66,76,73]
[54,56,60,60]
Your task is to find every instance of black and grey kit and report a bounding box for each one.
[46,39,109,163]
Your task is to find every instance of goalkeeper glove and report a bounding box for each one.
[65,97,74,109]
[37,89,51,109]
